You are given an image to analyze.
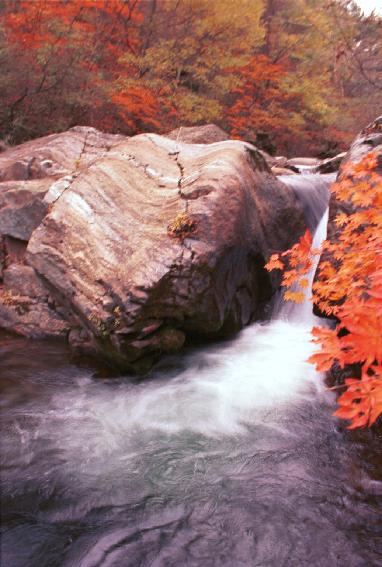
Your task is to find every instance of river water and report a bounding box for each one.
[1,175,381,567]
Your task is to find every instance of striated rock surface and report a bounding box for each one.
[20,133,305,371]
[0,126,124,182]
[0,126,125,340]
[0,264,70,338]
[0,126,306,370]
[167,124,277,169]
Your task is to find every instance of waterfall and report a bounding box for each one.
[269,173,331,324]
[274,206,329,324]
[18,174,332,440]
[280,172,334,232]
[2,173,381,567]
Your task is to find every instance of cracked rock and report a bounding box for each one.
[24,132,305,370]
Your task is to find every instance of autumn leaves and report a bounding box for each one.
[1,0,382,156]
[266,151,382,428]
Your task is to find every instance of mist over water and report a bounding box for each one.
[1,174,381,567]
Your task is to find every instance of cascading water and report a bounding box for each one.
[1,174,381,567]
[280,172,335,233]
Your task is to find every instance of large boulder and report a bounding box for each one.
[20,133,305,371]
[0,126,125,245]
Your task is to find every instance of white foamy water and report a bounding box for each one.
[4,174,380,567]
[4,175,331,470]
[46,318,323,450]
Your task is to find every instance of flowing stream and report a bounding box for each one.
[1,175,381,567]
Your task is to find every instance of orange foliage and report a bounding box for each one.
[2,0,381,154]
[2,0,144,140]
[5,0,141,53]
[266,150,382,428]
[227,55,303,150]
[111,86,163,131]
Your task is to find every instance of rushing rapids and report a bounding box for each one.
[1,174,381,567]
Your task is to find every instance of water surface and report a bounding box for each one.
[1,174,381,567]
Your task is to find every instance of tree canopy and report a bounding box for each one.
[1,0,381,155]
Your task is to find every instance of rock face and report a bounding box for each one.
[1,128,305,371]
[0,126,124,182]
[327,116,382,244]
[0,179,51,241]
[340,116,382,167]
[314,116,382,317]
[0,127,124,339]
[167,124,279,169]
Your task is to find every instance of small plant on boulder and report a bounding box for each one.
[167,212,197,241]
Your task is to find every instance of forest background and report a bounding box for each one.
[1,0,381,157]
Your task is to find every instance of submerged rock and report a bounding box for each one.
[1,128,305,371]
